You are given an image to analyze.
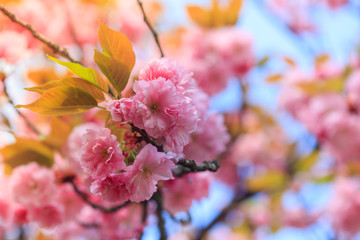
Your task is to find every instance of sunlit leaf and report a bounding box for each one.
[266,73,283,83]
[315,54,330,66]
[0,138,54,169]
[27,68,70,85]
[42,118,72,149]
[225,0,243,25]
[246,171,286,192]
[15,86,98,116]
[48,56,108,93]
[94,50,130,96]
[296,78,344,96]
[105,113,128,144]
[283,57,296,67]
[295,150,319,172]
[25,77,105,100]
[257,56,269,67]
[98,22,135,71]
[187,0,243,28]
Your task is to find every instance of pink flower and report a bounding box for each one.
[10,162,56,207]
[109,78,199,152]
[12,205,28,226]
[56,183,84,221]
[80,128,125,177]
[138,58,189,87]
[327,177,360,235]
[90,173,130,203]
[28,204,63,229]
[282,208,318,228]
[183,113,230,163]
[128,144,175,202]
[0,31,30,63]
[67,123,100,174]
[163,173,210,214]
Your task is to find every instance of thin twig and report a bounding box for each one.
[63,176,131,214]
[153,191,167,240]
[136,0,165,57]
[3,77,42,136]
[0,5,81,64]
[197,191,256,240]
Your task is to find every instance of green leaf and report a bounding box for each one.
[25,77,105,100]
[296,78,344,96]
[94,50,130,96]
[98,22,136,71]
[0,138,54,169]
[15,86,98,116]
[246,171,286,192]
[48,56,108,93]
[295,150,319,172]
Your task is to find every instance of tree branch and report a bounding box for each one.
[153,191,167,240]
[197,191,256,240]
[136,0,165,58]
[174,159,220,177]
[63,176,131,214]
[0,5,81,64]
[130,124,164,152]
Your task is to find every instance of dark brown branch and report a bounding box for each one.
[174,159,220,177]
[136,0,165,58]
[197,191,256,240]
[0,5,81,64]
[153,191,167,240]
[130,124,164,152]
[63,176,131,214]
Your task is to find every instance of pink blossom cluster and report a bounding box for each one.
[279,66,360,163]
[6,162,84,229]
[179,28,255,95]
[162,173,211,214]
[107,58,223,153]
[327,177,360,235]
[79,128,175,203]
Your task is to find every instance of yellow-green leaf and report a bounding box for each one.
[246,171,286,192]
[0,138,54,169]
[42,118,72,149]
[98,22,135,71]
[15,86,98,116]
[48,56,108,93]
[295,150,319,172]
[105,113,128,144]
[94,50,130,96]
[296,78,344,96]
[266,73,283,83]
[25,77,105,100]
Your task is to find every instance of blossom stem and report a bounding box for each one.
[63,176,131,214]
[130,124,164,152]
[136,0,165,58]
[0,5,81,64]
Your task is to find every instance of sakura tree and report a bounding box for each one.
[0,0,358,240]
